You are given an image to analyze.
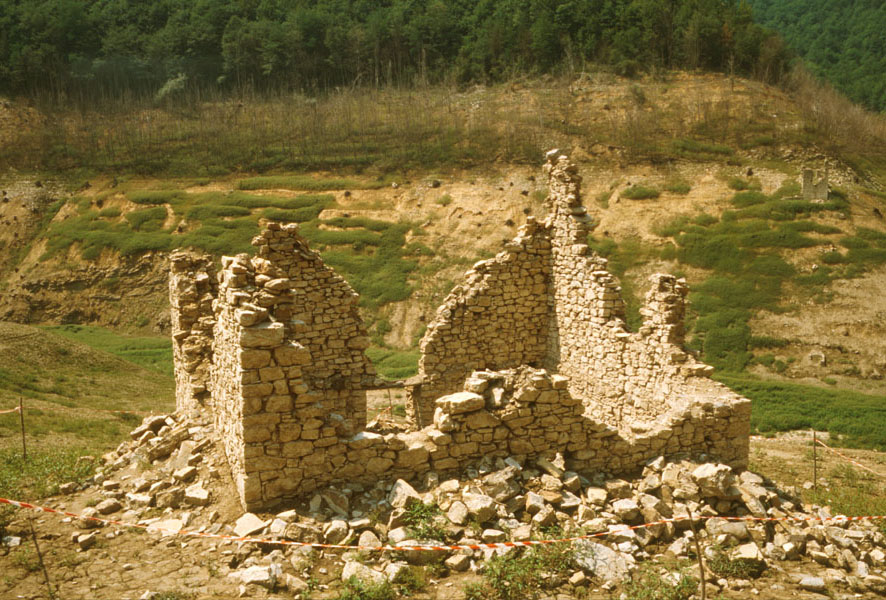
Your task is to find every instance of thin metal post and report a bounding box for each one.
[19,397,27,463]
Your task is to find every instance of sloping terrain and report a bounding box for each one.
[1,72,885,400]
[0,321,173,453]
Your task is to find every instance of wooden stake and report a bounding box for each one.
[813,429,818,491]
[19,397,27,463]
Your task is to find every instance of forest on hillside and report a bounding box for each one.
[748,0,886,112]
[0,0,789,104]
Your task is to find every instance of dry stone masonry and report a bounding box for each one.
[802,165,829,202]
[170,153,751,510]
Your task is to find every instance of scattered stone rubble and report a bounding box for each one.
[52,412,886,598]
[168,151,751,511]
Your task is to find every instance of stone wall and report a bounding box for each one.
[413,151,718,431]
[169,251,216,413]
[802,167,829,202]
[411,219,551,425]
[225,366,748,507]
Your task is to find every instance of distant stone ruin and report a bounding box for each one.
[802,165,829,202]
[169,152,751,510]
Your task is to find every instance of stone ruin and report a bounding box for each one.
[169,152,751,510]
[802,165,829,202]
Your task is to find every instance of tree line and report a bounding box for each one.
[0,0,790,104]
[747,0,886,112]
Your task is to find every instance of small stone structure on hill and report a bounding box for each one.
[169,152,751,510]
[802,165,829,202]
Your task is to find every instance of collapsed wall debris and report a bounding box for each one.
[169,152,750,510]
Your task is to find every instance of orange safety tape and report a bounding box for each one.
[2,496,885,553]
[815,438,883,479]
[0,406,21,415]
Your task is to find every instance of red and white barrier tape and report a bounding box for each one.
[0,406,21,415]
[2,496,885,552]
[815,438,883,479]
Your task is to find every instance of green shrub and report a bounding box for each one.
[98,207,121,218]
[0,447,97,500]
[727,177,761,191]
[730,190,768,208]
[337,577,397,600]
[708,545,766,579]
[621,185,660,200]
[127,190,186,205]
[403,502,446,540]
[748,336,789,349]
[719,374,886,449]
[365,347,419,380]
[238,176,384,191]
[125,206,168,231]
[185,204,251,220]
[436,194,453,206]
[664,179,692,195]
[465,531,575,600]
[622,563,698,600]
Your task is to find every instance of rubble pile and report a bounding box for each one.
[57,412,886,598]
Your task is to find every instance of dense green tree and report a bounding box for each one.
[748,0,886,111]
[0,0,792,103]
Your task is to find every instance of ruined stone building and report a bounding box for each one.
[802,166,829,202]
[169,152,751,510]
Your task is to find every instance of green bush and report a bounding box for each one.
[238,175,384,191]
[622,185,660,200]
[127,190,186,205]
[403,502,446,540]
[727,177,761,191]
[98,207,121,218]
[730,190,768,207]
[622,563,698,600]
[365,347,419,380]
[185,204,251,220]
[337,577,397,600]
[125,206,168,231]
[0,447,97,500]
[719,374,886,449]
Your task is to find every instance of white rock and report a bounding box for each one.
[324,519,349,544]
[437,391,484,414]
[388,527,410,544]
[233,513,268,538]
[525,492,546,515]
[611,499,640,521]
[691,463,735,498]
[388,479,421,509]
[95,499,122,515]
[445,554,471,572]
[147,519,183,537]
[799,575,826,593]
[341,561,385,584]
[463,493,497,522]
[482,529,507,543]
[574,540,635,583]
[184,484,210,506]
[239,564,280,588]
[586,487,608,506]
[358,530,382,549]
[447,501,469,525]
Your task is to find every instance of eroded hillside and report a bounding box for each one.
[2,73,886,392]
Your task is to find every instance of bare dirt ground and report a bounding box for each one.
[3,434,886,600]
